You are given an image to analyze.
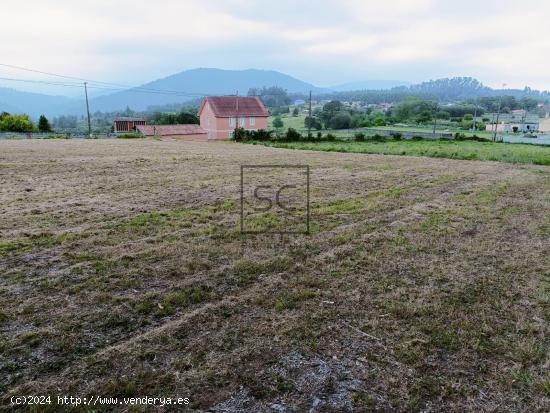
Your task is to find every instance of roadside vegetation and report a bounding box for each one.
[234,128,550,165]
[254,138,550,165]
[0,112,52,133]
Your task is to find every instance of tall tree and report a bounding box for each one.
[38,115,52,132]
[272,116,284,129]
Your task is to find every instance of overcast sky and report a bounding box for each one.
[2,0,549,95]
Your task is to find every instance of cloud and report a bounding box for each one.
[2,0,550,91]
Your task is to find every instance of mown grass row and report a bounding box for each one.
[247,139,550,165]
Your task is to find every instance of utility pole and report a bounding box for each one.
[493,99,501,142]
[432,102,437,136]
[84,82,92,138]
[235,91,239,139]
[494,83,506,142]
[308,90,312,137]
[472,105,477,132]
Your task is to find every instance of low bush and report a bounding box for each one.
[368,134,387,142]
[454,134,489,142]
[232,128,273,142]
[117,133,144,139]
[285,128,302,141]
[411,136,424,141]
[354,132,366,141]
[391,133,403,141]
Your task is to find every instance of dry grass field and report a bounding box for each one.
[0,140,549,412]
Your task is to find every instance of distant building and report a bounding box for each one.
[113,117,147,133]
[198,96,269,140]
[510,109,526,117]
[377,102,393,111]
[136,124,207,140]
[539,115,550,133]
[486,121,539,133]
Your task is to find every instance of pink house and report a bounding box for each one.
[198,96,269,140]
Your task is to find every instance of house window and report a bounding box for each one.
[250,117,255,126]
[229,117,236,127]
[239,117,245,127]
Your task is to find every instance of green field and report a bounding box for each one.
[269,113,307,131]
[268,115,499,140]
[250,139,550,165]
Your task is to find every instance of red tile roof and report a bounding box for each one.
[199,96,268,117]
[136,124,206,136]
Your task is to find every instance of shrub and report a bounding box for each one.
[285,128,302,141]
[117,132,144,139]
[0,113,34,132]
[411,136,424,141]
[329,113,352,129]
[391,132,403,141]
[233,128,274,142]
[354,132,366,141]
[368,134,386,142]
[455,135,489,142]
[272,116,284,129]
[305,116,322,130]
[325,133,336,141]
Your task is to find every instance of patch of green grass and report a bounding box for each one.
[18,331,43,348]
[0,232,62,257]
[241,212,283,232]
[122,209,192,229]
[103,378,137,396]
[539,216,550,235]
[269,113,307,131]
[474,183,509,205]
[0,240,25,254]
[249,140,550,165]
[164,286,211,307]
[274,289,316,311]
[418,212,451,231]
[511,369,534,387]
[313,197,365,215]
[428,327,459,350]
[537,374,550,396]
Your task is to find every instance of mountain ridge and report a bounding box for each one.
[1,71,549,118]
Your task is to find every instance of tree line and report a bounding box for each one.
[291,95,544,131]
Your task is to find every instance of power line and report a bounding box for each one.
[0,76,84,88]
[0,62,210,97]
[0,76,209,97]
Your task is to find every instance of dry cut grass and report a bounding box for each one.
[0,139,548,412]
